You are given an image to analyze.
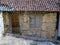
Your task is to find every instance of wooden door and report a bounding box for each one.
[11,15,19,33]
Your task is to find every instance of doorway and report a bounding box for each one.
[11,15,20,34]
[58,13,60,41]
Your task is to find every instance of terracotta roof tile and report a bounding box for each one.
[0,0,60,11]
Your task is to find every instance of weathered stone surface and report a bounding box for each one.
[3,12,57,39]
[3,12,11,34]
[42,13,57,23]
[41,13,57,39]
[19,12,43,37]
[19,12,29,30]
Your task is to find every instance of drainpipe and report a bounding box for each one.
[0,12,4,39]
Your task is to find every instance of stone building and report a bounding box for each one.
[0,0,60,40]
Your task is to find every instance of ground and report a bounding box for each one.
[0,35,56,45]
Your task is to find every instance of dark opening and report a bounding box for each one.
[57,12,60,40]
[56,12,59,29]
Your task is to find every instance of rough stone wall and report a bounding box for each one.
[19,12,29,35]
[19,12,57,39]
[3,12,11,35]
[3,12,57,39]
[41,13,57,39]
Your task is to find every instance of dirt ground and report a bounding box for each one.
[0,36,56,45]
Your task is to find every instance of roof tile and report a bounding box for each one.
[0,0,60,11]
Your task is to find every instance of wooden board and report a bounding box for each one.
[11,15,19,33]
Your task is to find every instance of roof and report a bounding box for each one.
[0,0,60,11]
[0,4,15,11]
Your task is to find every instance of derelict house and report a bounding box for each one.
[0,0,60,41]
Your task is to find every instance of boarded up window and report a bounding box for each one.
[29,14,42,29]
